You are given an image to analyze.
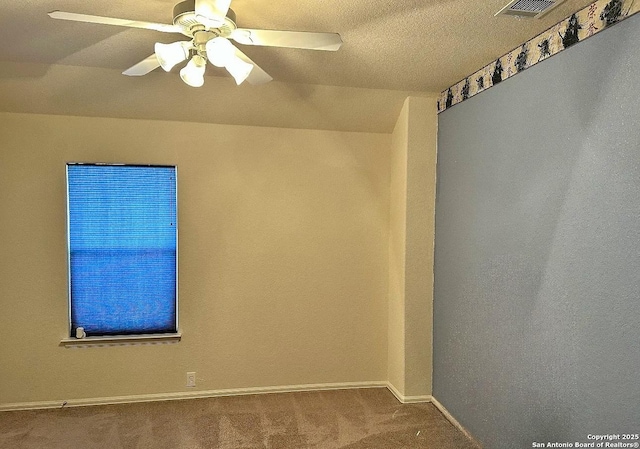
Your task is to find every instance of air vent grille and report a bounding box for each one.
[495,0,566,18]
[510,0,555,12]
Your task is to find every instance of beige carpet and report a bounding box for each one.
[0,388,477,448]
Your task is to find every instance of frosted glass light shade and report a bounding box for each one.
[155,41,190,72]
[180,55,206,87]
[225,57,253,85]
[205,37,235,68]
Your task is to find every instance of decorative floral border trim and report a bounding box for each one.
[437,0,639,113]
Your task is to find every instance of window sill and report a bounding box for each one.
[60,333,181,348]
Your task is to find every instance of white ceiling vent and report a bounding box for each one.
[495,0,567,18]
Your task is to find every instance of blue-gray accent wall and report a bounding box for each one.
[434,13,640,449]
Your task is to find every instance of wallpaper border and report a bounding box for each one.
[437,0,639,113]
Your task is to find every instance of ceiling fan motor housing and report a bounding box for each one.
[172,0,237,37]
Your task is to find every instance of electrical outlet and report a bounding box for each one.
[186,372,196,387]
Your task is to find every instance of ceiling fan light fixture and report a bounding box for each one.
[49,0,341,86]
[205,36,252,84]
[205,36,235,67]
[180,54,207,87]
[155,41,190,71]
[225,57,253,85]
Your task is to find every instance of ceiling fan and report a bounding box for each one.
[48,0,343,87]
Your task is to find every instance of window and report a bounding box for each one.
[66,164,178,341]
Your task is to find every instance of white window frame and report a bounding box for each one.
[61,163,181,347]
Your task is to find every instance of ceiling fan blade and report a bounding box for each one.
[48,11,181,33]
[232,46,273,85]
[195,0,232,25]
[122,54,161,76]
[232,29,342,51]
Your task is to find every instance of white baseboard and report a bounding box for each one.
[384,384,481,447]
[430,396,483,448]
[385,381,433,404]
[1,381,481,447]
[0,381,388,412]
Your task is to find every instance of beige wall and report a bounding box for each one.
[388,100,408,393]
[404,96,437,397]
[0,112,390,405]
[388,96,438,399]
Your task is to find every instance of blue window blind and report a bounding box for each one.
[67,164,177,337]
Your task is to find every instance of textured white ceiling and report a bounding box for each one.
[0,0,594,132]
